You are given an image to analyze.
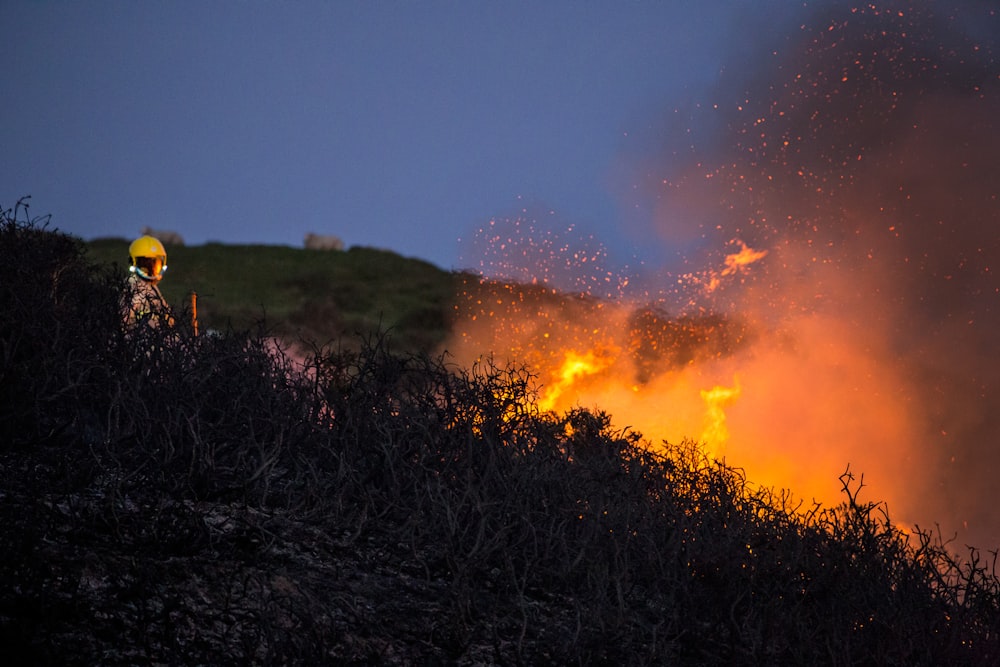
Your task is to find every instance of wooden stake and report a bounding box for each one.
[190,291,199,337]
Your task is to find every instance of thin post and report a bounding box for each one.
[190,291,199,337]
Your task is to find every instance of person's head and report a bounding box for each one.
[129,235,168,282]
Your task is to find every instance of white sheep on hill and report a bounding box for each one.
[304,232,344,251]
[140,226,185,246]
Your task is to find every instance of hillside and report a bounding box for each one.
[85,238,752,372]
[2,216,998,664]
[86,238,464,353]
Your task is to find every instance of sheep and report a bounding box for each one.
[140,226,185,246]
[304,232,344,251]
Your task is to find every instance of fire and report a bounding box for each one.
[538,348,615,412]
[684,239,769,294]
[448,1,1000,548]
[722,241,769,277]
[448,237,920,521]
[534,344,744,459]
[699,378,741,456]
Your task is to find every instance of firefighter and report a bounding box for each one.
[124,234,175,328]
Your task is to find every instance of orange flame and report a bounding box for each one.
[538,348,616,412]
[722,240,769,275]
[449,237,924,527]
[699,378,741,456]
[692,239,769,293]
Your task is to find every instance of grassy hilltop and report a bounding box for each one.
[86,238,464,353]
[2,214,999,664]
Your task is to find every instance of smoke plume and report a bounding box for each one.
[644,0,1000,547]
[450,1,1000,549]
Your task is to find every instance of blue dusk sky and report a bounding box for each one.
[5,0,1000,549]
[1,1,801,271]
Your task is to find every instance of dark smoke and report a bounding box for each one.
[643,1,1000,547]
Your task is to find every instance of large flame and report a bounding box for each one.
[538,348,616,412]
[451,1,1000,548]
[450,230,921,522]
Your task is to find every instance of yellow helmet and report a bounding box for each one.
[129,235,168,281]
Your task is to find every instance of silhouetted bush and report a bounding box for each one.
[1,208,998,664]
[0,199,122,448]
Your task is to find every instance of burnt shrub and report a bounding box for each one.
[0,199,124,448]
[1,206,998,665]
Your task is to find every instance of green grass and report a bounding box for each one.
[86,238,464,352]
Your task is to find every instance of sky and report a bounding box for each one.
[0,0,791,271]
[5,1,1000,547]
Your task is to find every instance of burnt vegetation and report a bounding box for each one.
[2,204,999,665]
